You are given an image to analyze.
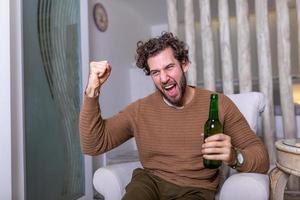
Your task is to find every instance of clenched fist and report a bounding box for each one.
[85,60,112,97]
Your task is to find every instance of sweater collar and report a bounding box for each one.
[162,97,184,109]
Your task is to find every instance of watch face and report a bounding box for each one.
[93,3,108,32]
[237,151,244,165]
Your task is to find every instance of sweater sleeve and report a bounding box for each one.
[79,95,135,156]
[222,95,270,173]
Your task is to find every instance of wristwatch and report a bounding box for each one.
[232,148,244,169]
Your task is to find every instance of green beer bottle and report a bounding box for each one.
[203,94,223,169]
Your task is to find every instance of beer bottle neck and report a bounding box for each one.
[209,95,219,120]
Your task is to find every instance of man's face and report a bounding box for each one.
[147,48,189,106]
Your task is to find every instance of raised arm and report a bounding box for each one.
[79,61,134,155]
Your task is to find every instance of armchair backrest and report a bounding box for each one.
[220,92,266,180]
[227,92,265,133]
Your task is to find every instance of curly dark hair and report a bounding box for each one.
[135,32,189,76]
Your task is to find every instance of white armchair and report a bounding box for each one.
[93,92,270,200]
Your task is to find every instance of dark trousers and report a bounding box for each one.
[122,168,215,200]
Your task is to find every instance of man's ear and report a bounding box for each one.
[182,61,190,73]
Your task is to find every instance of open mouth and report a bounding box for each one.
[163,83,177,97]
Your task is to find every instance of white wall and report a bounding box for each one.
[87,0,159,169]
[88,0,150,117]
[79,0,93,199]
[0,0,12,199]
[10,0,25,199]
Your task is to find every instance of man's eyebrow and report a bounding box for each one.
[150,69,159,73]
[165,63,174,67]
[150,63,175,73]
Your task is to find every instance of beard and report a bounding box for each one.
[156,73,187,107]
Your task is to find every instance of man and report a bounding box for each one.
[80,32,269,200]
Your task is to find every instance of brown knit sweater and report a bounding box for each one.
[80,88,269,191]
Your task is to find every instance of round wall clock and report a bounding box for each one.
[93,3,108,32]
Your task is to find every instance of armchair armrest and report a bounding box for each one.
[94,163,269,200]
[218,173,269,200]
[93,161,141,200]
